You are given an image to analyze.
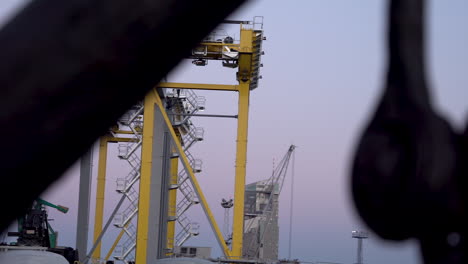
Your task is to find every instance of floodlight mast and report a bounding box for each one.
[352,230,369,264]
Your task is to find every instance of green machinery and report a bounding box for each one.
[9,198,69,248]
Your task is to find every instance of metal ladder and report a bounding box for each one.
[112,103,144,263]
[167,88,206,247]
[175,214,200,246]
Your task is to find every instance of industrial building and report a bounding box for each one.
[243,180,280,261]
[174,246,212,259]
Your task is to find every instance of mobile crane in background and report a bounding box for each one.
[2,198,78,264]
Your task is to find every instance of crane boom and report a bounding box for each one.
[36,198,69,214]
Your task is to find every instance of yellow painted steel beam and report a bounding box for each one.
[152,89,231,257]
[199,42,240,47]
[135,93,156,263]
[110,130,138,135]
[230,82,250,258]
[104,223,129,262]
[106,137,138,143]
[236,29,254,84]
[239,28,253,53]
[158,82,238,91]
[92,137,108,262]
[166,149,179,255]
[191,43,240,60]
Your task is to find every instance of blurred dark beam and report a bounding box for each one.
[352,0,467,263]
[0,0,246,231]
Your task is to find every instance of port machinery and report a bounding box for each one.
[77,17,265,264]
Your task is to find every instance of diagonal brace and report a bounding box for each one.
[152,89,231,257]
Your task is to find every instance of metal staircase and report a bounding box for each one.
[177,170,200,216]
[167,89,206,127]
[249,29,264,90]
[175,215,200,247]
[111,103,144,263]
[166,88,206,247]
[182,126,204,150]
[107,89,205,262]
[94,17,266,262]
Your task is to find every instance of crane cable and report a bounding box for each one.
[288,149,295,259]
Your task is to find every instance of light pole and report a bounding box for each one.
[352,230,369,264]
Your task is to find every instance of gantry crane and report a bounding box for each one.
[83,17,265,264]
[156,17,265,260]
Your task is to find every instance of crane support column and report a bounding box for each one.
[92,137,108,262]
[231,83,250,258]
[77,148,92,262]
[135,94,155,264]
[231,25,255,259]
[166,148,179,255]
[136,93,171,263]
[153,90,231,257]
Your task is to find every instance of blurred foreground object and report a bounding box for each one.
[351,0,467,263]
[0,0,246,231]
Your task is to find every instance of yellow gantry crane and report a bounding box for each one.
[87,17,265,264]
